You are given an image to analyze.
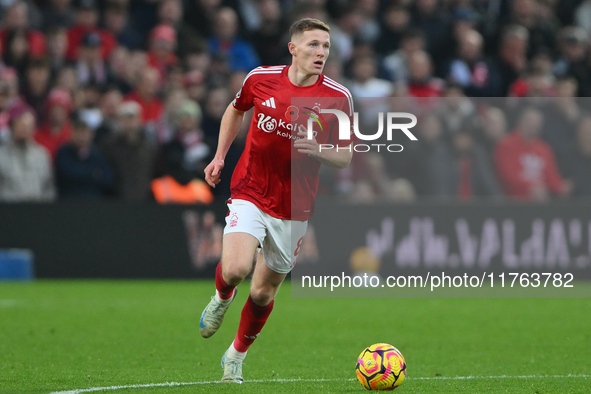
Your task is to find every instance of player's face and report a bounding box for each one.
[291,29,330,75]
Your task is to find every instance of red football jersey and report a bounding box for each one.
[231,65,353,220]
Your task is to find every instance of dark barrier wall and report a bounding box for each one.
[0,202,228,279]
[1,200,591,279]
[299,201,591,280]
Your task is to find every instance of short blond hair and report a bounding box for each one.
[289,18,330,39]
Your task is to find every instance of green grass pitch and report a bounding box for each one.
[1,280,590,393]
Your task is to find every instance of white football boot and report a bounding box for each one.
[221,350,244,383]
[199,289,237,338]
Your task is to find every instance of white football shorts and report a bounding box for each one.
[223,198,308,274]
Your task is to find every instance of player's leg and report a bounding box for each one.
[221,253,286,383]
[221,217,307,383]
[199,232,259,338]
[200,199,266,339]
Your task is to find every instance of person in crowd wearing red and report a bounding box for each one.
[124,67,164,126]
[494,107,572,200]
[0,1,46,66]
[34,88,73,159]
[147,24,179,82]
[66,0,117,61]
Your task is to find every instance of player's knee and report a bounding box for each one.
[249,286,275,307]
[222,264,251,284]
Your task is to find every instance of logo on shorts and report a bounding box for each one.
[229,213,238,227]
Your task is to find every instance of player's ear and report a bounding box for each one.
[288,41,296,55]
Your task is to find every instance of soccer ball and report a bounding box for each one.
[356,343,406,390]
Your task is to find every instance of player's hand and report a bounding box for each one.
[204,158,224,188]
[294,125,320,158]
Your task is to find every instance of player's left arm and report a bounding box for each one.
[294,126,352,168]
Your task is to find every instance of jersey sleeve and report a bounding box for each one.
[232,69,257,112]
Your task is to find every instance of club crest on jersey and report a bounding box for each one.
[303,106,328,133]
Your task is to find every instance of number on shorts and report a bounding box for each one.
[294,236,304,257]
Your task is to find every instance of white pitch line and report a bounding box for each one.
[49,374,591,394]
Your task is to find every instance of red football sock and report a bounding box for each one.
[233,295,274,352]
[215,262,235,300]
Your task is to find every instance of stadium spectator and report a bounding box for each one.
[565,116,591,196]
[184,70,206,103]
[54,66,78,97]
[327,7,360,63]
[347,56,392,98]
[575,0,591,36]
[165,64,185,91]
[496,25,529,96]
[354,0,380,44]
[502,0,556,58]
[157,0,202,57]
[185,46,211,74]
[406,50,444,98]
[21,58,51,119]
[404,114,451,196]
[383,29,425,82]
[77,83,103,130]
[45,26,69,78]
[250,0,285,66]
[54,115,113,199]
[184,0,222,39]
[94,85,123,144]
[0,1,46,66]
[153,88,188,145]
[435,84,481,139]
[495,107,572,201]
[66,0,117,61]
[346,56,392,127]
[477,106,508,164]
[410,0,450,66]
[439,129,503,199]
[542,76,581,174]
[41,0,76,30]
[103,2,142,50]
[2,30,33,77]
[446,29,502,97]
[106,46,132,94]
[0,68,29,142]
[208,7,260,72]
[375,5,410,56]
[170,100,211,172]
[152,99,213,204]
[553,26,591,96]
[125,67,163,127]
[508,63,555,98]
[74,32,108,86]
[101,101,156,200]
[0,108,55,202]
[34,88,73,159]
[147,24,179,82]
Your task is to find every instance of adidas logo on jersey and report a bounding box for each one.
[261,97,276,109]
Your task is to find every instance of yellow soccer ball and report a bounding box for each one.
[356,343,406,390]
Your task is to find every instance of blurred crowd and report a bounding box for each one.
[0,0,590,204]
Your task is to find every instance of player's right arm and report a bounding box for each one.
[204,104,246,188]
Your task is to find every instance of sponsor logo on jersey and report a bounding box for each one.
[257,112,318,140]
[257,114,278,132]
